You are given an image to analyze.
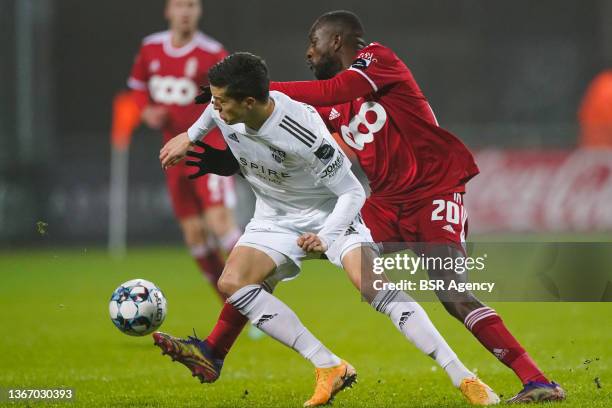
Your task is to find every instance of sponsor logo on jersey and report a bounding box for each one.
[238,157,291,184]
[321,154,344,179]
[328,108,341,121]
[227,133,239,143]
[269,146,286,163]
[149,75,198,105]
[314,142,335,164]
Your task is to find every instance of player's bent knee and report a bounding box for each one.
[217,272,243,297]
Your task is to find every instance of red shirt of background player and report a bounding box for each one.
[128,30,227,148]
[271,42,479,207]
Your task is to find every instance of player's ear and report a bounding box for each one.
[244,96,257,110]
[332,33,343,52]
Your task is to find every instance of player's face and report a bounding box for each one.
[165,0,201,33]
[306,25,344,80]
[210,85,253,125]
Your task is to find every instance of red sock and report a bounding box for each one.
[207,302,249,358]
[465,307,549,384]
[194,250,226,300]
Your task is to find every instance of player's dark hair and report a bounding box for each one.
[313,10,365,41]
[207,52,269,102]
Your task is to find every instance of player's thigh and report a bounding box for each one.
[219,245,278,296]
[203,205,237,237]
[341,244,381,302]
[165,163,202,221]
[415,192,468,245]
[177,215,206,247]
[413,193,482,316]
[222,220,305,293]
[328,217,379,292]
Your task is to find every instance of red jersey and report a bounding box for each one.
[128,30,227,145]
[271,42,479,206]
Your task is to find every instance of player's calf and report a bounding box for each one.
[370,288,499,404]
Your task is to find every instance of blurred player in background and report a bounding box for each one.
[270,10,565,403]
[127,0,241,295]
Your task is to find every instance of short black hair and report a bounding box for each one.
[207,52,269,102]
[313,10,364,39]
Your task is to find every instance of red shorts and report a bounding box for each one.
[361,192,468,245]
[165,160,236,219]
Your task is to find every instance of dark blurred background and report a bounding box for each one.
[1,0,611,246]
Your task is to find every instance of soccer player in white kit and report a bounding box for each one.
[156,52,499,406]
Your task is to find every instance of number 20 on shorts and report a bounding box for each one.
[431,199,461,224]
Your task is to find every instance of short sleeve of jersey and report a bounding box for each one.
[127,45,149,91]
[347,43,412,92]
[289,108,351,188]
[187,103,217,142]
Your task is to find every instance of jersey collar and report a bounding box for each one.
[163,31,199,58]
[230,93,282,137]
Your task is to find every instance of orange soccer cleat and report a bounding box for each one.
[303,360,357,407]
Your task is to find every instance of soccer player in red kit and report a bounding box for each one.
[268,11,565,403]
[127,0,241,295]
[184,10,566,404]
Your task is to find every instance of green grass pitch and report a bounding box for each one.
[0,247,610,407]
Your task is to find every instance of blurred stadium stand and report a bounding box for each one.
[1,0,611,245]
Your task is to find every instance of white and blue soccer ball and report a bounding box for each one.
[109,279,167,336]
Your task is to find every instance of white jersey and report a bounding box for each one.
[187,91,353,237]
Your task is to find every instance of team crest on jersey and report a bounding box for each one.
[314,142,335,164]
[149,59,160,72]
[185,57,198,77]
[269,146,286,163]
[228,133,239,143]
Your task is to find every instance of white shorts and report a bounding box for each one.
[236,216,376,285]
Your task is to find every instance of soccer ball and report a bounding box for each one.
[108,278,167,336]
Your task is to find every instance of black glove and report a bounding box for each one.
[185,140,240,178]
[195,85,212,104]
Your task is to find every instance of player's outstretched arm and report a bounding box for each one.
[160,132,191,169]
[270,69,373,107]
[160,103,219,169]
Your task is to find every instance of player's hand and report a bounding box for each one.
[141,105,168,129]
[297,233,328,253]
[185,141,240,178]
[160,132,191,169]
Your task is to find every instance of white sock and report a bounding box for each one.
[228,284,341,368]
[444,359,475,388]
[372,289,474,387]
